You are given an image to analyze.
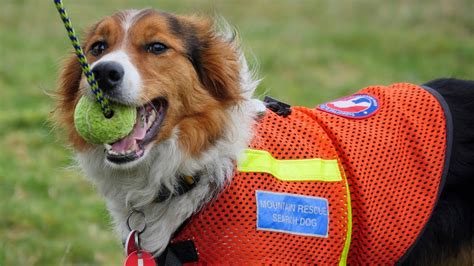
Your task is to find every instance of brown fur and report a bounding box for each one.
[56,9,243,156]
[56,54,89,151]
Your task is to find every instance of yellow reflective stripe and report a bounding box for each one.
[237,149,342,182]
[339,171,352,266]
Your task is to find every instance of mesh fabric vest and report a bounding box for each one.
[172,83,449,265]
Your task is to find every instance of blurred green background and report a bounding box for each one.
[1,0,473,265]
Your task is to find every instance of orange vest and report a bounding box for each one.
[172,83,449,265]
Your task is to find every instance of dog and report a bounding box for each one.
[55,9,473,265]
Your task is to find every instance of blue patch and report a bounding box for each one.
[318,93,379,119]
[256,190,329,237]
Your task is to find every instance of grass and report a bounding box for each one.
[1,0,473,265]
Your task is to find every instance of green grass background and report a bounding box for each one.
[1,0,473,265]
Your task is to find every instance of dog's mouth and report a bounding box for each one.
[104,98,167,164]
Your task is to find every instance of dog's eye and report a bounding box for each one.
[90,41,108,56]
[146,42,168,55]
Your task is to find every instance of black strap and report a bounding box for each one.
[264,96,292,117]
[153,175,200,203]
[155,240,199,265]
[156,247,181,266]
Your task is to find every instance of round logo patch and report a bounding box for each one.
[317,94,379,119]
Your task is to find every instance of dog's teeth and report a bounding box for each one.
[109,150,118,155]
[104,144,112,150]
[130,142,139,151]
[149,111,156,123]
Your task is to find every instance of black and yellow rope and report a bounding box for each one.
[53,0,113,118]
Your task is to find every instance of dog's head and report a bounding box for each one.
[57,9,247,168]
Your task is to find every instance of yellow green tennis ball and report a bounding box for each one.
[74,96,137,144]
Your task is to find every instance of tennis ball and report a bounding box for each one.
[74,96,137,144]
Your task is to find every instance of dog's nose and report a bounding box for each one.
[91,62,124,91]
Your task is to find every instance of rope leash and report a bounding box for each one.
[53,0,113,118]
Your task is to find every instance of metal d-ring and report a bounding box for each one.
[126,209,147,235]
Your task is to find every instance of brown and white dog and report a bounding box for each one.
[56,9,473,265]
[57,7,262,259]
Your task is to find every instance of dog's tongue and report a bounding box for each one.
[110,107,147,152]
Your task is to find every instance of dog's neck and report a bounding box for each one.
[76,96,263,255]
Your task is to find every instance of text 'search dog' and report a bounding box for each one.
[54,6,473,265]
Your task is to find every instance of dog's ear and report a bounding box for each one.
[55,22,101,150]
[187,18,242,106]
[58,54,82,107]
[55,53,90,149]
